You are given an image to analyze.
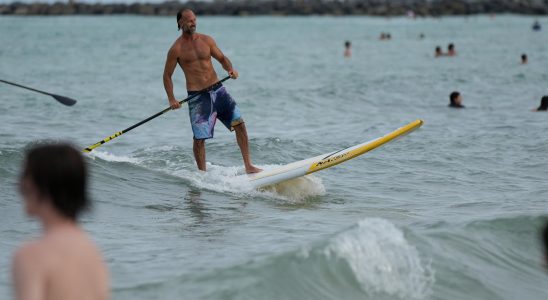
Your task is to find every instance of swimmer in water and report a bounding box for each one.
[435,46,443,57]
[447,43,456,56]
[344,40,351,58]
[521,54,528,64]
[533,96,548,111]
[448,91,465,108]
[542,222,548,269]
[532,20,541,31]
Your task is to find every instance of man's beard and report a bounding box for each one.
[184,25,196,34]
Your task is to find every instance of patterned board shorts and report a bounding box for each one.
[187,84,243,140]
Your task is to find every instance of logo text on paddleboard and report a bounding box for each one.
[316,152,349,167]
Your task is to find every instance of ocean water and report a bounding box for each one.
[1,14,547,299]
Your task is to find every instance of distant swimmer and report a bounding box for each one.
[163,8,261,174]
[448,91,465,108]
[532,20,541,31]
[533,96,548,111]
[419,33,425,39]
[435,46,443,57]
[344,40,352,58]
[542,221,548,269]
[379,32,391,40]
[447,43,456,56]
[521,53,528,64]
[407,10,415,19]
[12,143,109,300]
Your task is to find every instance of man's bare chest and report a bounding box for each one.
[178,41,211,63]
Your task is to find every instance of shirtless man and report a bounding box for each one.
[163,8,261,174]
[12,143,109,300]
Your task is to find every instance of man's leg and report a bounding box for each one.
[193,139,206,171]
[234,123,262,174]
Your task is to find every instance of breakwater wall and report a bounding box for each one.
[1,0,547,16]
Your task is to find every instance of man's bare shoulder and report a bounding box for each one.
[16,239,45,256]
[199,34,216,45]
[13,240,44,270]
[17,227,100,260]
[168,37,184,54]
[194,33,215,46]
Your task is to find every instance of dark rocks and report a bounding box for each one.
[0,0,547,16]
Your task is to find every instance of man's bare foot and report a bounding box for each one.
[245,165,263,174]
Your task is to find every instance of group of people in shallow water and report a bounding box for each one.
[435,43,456,57]
[379,32,392,40]
[343,35,546,111]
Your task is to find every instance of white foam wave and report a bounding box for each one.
[86,150,326,201]
[145,145,178,152]
[86,150,141,164]
[327,218,434,299]
[172,162,255,194]
[259,175,326,202]
[171,163,326,202]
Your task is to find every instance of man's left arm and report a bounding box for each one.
[208,36,238,79]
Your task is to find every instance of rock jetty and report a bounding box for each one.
[0,0,547,16]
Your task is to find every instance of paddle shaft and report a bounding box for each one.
[1,79,53,96]
[83,76,231,153]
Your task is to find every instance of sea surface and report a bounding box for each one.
[1,15,547,300]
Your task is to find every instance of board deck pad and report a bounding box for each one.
[247,119,423,188]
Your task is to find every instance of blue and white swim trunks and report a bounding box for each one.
[187,83,243,140]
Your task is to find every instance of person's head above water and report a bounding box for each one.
[447,43,456,56]
[177,8,196,34]
[449,91,464,108]
[20,143,88,221]
[435,46,443,56]
[543,221,548,269]
[537,96,548,111]
[343,40,352,57]
[521,53,528,64]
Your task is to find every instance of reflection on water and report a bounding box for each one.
[184,188,209,224]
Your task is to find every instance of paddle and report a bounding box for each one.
[0,79,77,106]
[83,75,231,153]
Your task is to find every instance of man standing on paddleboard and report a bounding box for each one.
[163,8,261,174]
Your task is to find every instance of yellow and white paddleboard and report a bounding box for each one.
[248,119,423,188]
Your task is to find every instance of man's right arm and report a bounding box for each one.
[163,47,181,110]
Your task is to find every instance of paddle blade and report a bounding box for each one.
[52,94,77,106]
